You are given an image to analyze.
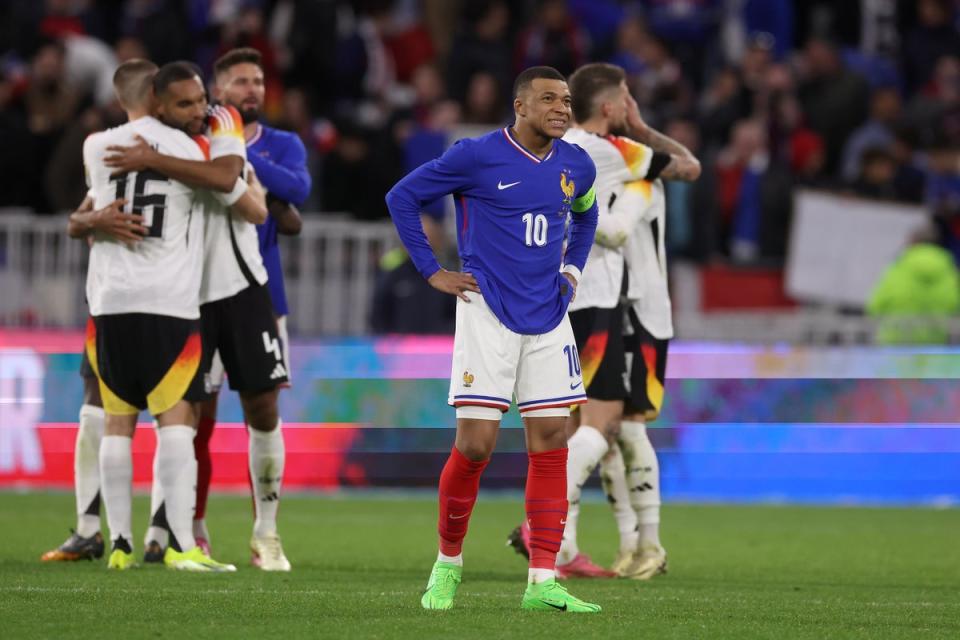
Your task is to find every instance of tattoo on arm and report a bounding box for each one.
[635,127,701,182]
[659,156,702,181]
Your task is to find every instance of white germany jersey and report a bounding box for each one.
[563,129,658,310]
[83,116,205,319]
[198,106,268,304]
[621,178,673,339]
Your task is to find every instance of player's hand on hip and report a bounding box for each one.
[104,135,156,172]
[428,269,480,302]
[562,272,578,304]
[92,199,147,243]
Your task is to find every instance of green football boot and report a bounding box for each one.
[421,561,462,610]
[521,578,601,613]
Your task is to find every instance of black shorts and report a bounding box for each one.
[623,308,670,420]
[570,305,626,401]
[79,342,96,379]
[85,314,205,416]
[199,283,287,396]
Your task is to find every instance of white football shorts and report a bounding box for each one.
[448,291,586,419]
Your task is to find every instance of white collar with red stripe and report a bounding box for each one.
[502,127,555,163]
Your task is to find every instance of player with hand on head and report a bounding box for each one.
[387,66,601,612]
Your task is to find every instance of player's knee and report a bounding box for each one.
[83,378,102,408]
[241,389,279,431]
[458,440,493,462]
[602,419,621,444]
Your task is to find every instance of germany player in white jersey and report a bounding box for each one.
[105,71,291,572]
[507,63,699,578]
[82,60,248,572]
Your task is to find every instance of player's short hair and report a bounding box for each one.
[214,47,263,78]
[112,59,158,110]
[153,61,203,97]
[513,66,566,99]
[568,63,626,123]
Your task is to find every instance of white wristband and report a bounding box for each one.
[561,264,582,283]
[220,176,248,206]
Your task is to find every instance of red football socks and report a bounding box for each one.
[525,447,569,570]
[437,446,489,556]
[193,415,215,520]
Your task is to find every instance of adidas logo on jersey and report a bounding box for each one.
[269,363,287,380]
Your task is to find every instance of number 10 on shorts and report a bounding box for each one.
[563,344,581,378]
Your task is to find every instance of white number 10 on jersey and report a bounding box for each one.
[522,213,548,247]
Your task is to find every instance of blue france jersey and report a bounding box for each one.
[386,127,599,335]
[248,124,311,316]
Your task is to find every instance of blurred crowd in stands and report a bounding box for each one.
[1,0,959,270]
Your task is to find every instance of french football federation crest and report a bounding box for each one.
[560,171,575,205]
[463,371,475,387]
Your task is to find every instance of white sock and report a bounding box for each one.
[193,518,210,543]
[528,568,556,584]
[557,425,608,564]
[145,436,169,547]
[99,435,132,546]
[75,404,104,537]
[600,444,639,554]
[437,550,463,566]
[156,426,197,552]
[249,421,285,538]
[620,420,661,549]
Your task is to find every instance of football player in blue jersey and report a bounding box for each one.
[185,48,310,569]
[386,66,601,613]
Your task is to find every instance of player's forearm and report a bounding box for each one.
[630,125,701,181]
[564,203,600,272]
[68,211,96,238]
[269,199,303,235]
[67,196,96,238]
[149,154,243,192]
[385,186,441,279]
[250,155,311,205]
[230,189,268,224]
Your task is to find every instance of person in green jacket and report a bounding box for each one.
[867,240,960,344]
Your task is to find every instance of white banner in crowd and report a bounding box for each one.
[786,190,930,308]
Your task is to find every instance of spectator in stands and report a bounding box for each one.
[850,147,901,201]
[462,71,506,125]
[514,0,590,77]
[797,37,870,175]
[890,128,927,204]
[445,0,512,105]
[906,55,960,146]
[698,66,745,149]
[867,228,960,344]
[707,119,793,262]
[371,214,456,334]
[902,0,960,93]
[0,69,37,208]
[18,37,81,213]
[321,121,399,221]
[842,87,902,182]
[637,0,723,88]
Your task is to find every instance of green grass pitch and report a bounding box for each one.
[1,492,957,639]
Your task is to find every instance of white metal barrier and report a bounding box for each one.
[0,211,399,335]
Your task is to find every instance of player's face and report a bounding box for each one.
[156,76,208,136]
[217,62,264,124]
[517,78,572,138]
